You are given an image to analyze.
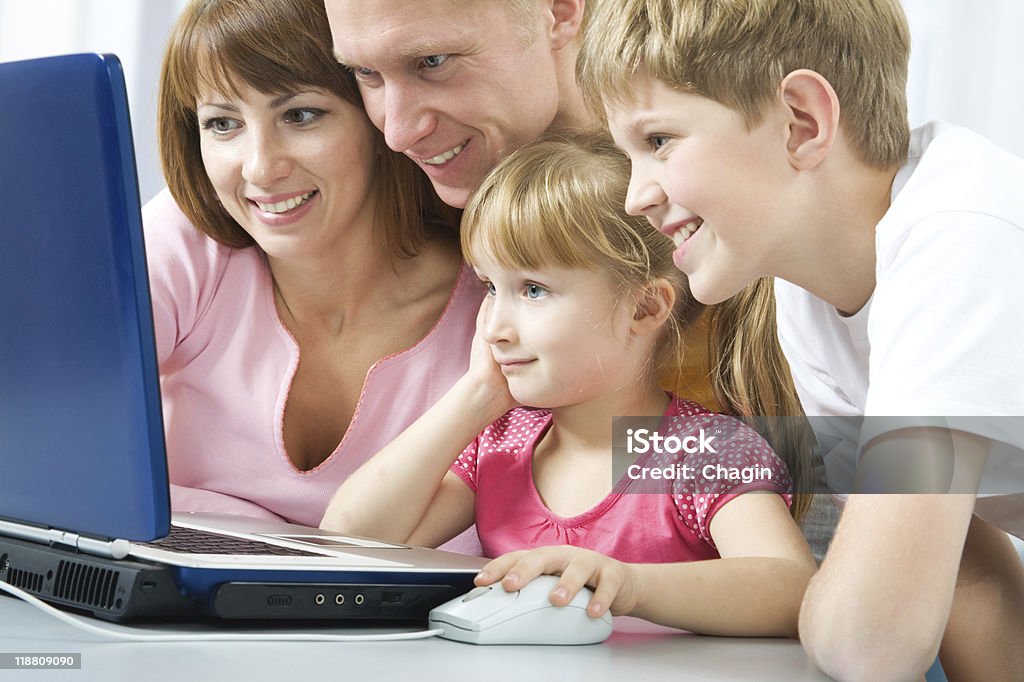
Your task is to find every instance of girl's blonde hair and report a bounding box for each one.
[462,133,813,520]
[462,133,701,379]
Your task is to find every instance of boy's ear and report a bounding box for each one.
[780,69,840,171]
[546,0,586,50]
[631,278,676,336]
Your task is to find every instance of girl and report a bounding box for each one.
[321,134,816,636]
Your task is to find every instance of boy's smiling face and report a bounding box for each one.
[607,75,796,305]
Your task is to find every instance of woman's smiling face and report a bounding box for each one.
[196,79,379,261]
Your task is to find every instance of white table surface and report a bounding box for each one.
[0,595,831,682]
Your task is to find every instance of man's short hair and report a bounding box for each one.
[578,0,912,169]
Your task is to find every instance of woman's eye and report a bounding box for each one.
[525,283,548,299]
[420,54,450,69]
[201,117,240,135]
[284,108,322,125]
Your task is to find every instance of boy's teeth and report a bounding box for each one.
[256,191,315,214]
[423,143,465,166]
[671,219,703,247]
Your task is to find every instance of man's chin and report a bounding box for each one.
[430,180,474,210]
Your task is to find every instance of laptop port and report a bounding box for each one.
[314,593,325,605]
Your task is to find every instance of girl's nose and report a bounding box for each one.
[481,296,516,345]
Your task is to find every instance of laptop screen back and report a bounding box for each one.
[0,54,169,541]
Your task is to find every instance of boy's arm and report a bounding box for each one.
[477,493,817,636]
[319,375,511,543]
[798,429,990,680]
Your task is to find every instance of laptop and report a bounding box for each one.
[0,53,483,623]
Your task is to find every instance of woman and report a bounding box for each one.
[145,0,481,552]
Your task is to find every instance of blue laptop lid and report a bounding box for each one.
[0,53,169,541]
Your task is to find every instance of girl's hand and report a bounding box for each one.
[462,298,518,417]
[474,546,642,619]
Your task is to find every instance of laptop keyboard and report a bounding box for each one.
[142,525,323,557]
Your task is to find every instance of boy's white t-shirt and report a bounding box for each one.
[775,121,1024,536]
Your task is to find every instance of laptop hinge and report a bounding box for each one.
[0,519,130,560]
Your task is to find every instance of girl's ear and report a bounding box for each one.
[631,278,676,336]
[780,69,840,171]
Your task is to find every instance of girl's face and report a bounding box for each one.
[473,255,644,409]
[607,75,797,305]
[196,78,379,261]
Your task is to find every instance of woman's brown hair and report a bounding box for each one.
[158,0,457,254]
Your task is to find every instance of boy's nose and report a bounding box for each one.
[625,171,666,217]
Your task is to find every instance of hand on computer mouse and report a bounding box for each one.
[474,545,641,619]
[428,574,614,645]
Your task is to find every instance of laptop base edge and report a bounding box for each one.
[0,536,199,623]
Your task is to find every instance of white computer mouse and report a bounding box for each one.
[427,574,614,645]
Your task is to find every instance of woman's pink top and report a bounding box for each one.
[142,190,483,554]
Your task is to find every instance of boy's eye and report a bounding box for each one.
[524,283,549,300]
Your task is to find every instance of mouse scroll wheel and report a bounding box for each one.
[461,585,493,602]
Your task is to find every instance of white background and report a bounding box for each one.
[1,0,1023,203]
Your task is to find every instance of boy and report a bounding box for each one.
[578,0,1024,679]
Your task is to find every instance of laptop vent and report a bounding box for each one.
[54,560,119,609]
[5,566,45,593]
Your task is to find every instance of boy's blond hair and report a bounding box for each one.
[577,0,912,169]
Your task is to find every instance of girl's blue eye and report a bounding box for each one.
[648,135,670,150]
[484,281,496,296]
[525,283,548,299]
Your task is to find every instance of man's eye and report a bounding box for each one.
[351,66,379,80]
[420,54,450,69]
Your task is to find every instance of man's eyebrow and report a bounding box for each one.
[396,38,451,59]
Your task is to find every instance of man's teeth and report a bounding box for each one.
[423,143,466,166]
[256,191,315,214]
[671,220,703,247]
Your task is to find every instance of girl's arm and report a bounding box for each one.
[476,493,816,637]
[320,302,517,544]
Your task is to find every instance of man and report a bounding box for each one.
[324,0,592,210]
